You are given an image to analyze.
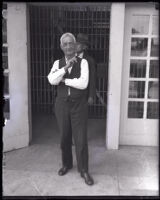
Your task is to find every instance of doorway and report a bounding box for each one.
[28,3,111,145]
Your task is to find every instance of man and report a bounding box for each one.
[47,32,94,186]
[76,33,96,105]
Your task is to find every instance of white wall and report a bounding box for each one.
[3,3,30,152]
[106,3,125,149]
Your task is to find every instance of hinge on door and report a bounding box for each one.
[155,3,159,10]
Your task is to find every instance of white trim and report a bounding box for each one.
[3,3,30,152]
[3,43,8,47]
[106,3,125,150]
[3,69,9,74]
[4,94,10,99]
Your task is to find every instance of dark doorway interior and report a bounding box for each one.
[29,3,110,145]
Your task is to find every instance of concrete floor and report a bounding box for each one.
[2,113,159,196]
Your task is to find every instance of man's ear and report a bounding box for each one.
[83,44,88,51]
[60,44,63,50]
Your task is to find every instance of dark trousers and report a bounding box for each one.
[55,96,88,172]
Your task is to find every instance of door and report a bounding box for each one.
[29,3,111,118]
[120,5,159,146]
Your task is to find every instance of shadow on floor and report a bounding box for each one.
[31,113,106,147]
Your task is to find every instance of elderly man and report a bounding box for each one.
[47,32,94,186]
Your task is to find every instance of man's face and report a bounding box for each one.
[76,42,86,54]
[60,36,75,57]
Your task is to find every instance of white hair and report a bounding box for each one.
[60,32,76,45]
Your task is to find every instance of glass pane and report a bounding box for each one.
[3,34,7,44]
[147,102,159,119]
[3,3,7,10]
[2,18,7,33]
[4,99,10,119]
[4,75,9,95]
[2,18,7,44]
[131,38,148,56]
[128,101,144,118]
[2,55,8,69]
[152,15,158,35]
[2,46,8,54]
[2,9,7,19]
[151,38,159,57]
[149,60,159,78]
[148,81,159,99]
[130,60,146,77]
[129,81,145,98]
[132,15,149,35]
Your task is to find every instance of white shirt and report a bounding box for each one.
[77,52,84,59]
[47,57,89,90]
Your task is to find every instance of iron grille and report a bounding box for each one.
[29,3,110,118]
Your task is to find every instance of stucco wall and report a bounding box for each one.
[3,3,29,152]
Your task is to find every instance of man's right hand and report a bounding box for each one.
[64,56,77,72]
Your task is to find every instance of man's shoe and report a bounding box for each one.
[81,172,94,186]
[58,166,72,176]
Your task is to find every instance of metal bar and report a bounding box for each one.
[28,2,111,8]
[51,8,55,113]
[47,8,49,114]
[35,7,38,112]
[30,6,34,109]
[47,8,51,113]
[46,8,49,114]
[52,9,55,114]
[82,7,84,33]
[78,7,80,33]
[41,7,44,112]
[41,7,43,111]
[49,7,53,114]
[49,8,52,114]
[44,7,47,113]
[102,78,105,116]
[100,9,102,50]
[30,6,34,107]
[38,6,41,111]
[98,77,100,117]
[43,7,46,112]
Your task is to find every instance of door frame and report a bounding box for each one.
[26,3,32,143]
[106,3,125,149]
[27,2,126,150]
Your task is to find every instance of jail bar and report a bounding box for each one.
[29,4,110,118]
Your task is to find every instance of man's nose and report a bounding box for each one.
[66,43,71,48]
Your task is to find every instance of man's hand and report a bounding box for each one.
[64,56,77,72]
[61,78,65,83]
[68,56,77,67]
[88,97,94,105]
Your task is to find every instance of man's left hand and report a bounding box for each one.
[61,78,65,83]
[88,97,94,105]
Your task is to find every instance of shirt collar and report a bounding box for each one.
[65,57,69,64]
[77,52,84,58]
[65,56,77,64]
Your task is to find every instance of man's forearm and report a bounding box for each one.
[65,77,89,90]
[64,59,89,90]
[47,68,66,85]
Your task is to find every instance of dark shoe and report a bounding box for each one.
[81,172,94,186]
[58,166,72,176]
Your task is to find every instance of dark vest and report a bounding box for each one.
[57,57,88,98]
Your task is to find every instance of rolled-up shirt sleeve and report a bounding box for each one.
[47,60,66,85]
[65,58,89,90]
